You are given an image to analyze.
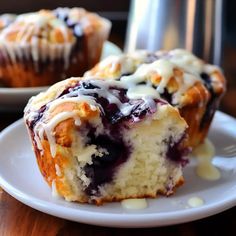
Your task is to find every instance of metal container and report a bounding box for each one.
[125,0,223,65]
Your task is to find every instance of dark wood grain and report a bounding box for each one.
[1,184,236,236]
[0,187,63,236]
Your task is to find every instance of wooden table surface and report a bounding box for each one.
[0,104,236,236]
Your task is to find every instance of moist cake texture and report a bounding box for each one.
[24,76,188,204]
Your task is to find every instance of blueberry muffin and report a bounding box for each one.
[24,76,188,204]
[0,8,110,87]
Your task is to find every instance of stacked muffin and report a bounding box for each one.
[0,8,111,87]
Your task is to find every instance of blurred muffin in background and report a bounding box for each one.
[0,8,111,87]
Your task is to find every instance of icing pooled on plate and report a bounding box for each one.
[193,138,221,181]
[187,197,204,208]
[121,198,148,210]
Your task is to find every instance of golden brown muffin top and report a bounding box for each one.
[53,7,111,35]
[0,10,75,44]
[0,8,110,45]
[85,49,226,107]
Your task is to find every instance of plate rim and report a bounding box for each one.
[0,111,236,228]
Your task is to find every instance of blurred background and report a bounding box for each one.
[0,0,235,117]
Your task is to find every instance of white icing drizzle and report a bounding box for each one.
[26,49,221,161]
[168,49,203,74]
[55,164,62,177]
[85,51,150,78]
[193,138,221,181]
[55,7,99,29]
[121,198,147,210]
[187,197,204,208]
[97,55,124,73]
[204,64,221,74]
[17,13,49,27]
[51,180,61,198]
[47,95,97,113]
[127,85,160,99]
[151,59,175,94]
[87,50,204,107]
[34,111,81,157]
[31,36,39,61]
[28,77,162,156]
[119,58,199,106]
[172,72,199,104]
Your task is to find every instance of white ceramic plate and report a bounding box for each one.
[0,41,122,110]
[0,111,236,228]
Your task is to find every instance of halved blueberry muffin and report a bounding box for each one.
[24,76,188,204]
